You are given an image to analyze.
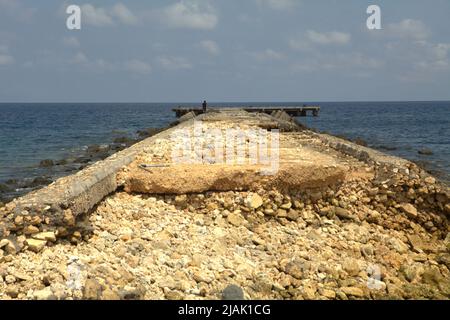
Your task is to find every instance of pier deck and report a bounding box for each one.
[173,105,320,118]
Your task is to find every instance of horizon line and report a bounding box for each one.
[1,99,450,104]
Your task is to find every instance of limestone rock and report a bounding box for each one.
[407,234,436,253]
[101,288,121,300]
[246,194,263,210]
[400,263,423,282]
[388,238,409,254]
[436,254,450,269]
[424,177,435,184]
[23,225,40,235]
[227,211,246,227]
[360,244,374,257]
[287,209,299,221]
[165,290,184,300]
[32,232,56,242]
[342,258,360,277]
[193,270,214,284]
[83,278,103,300]
[334,207,353,220]
[33,287,56,300]
[285,261,304,280]
[0,238,19,254]
[400,203,418,218]
[6,286,19,298]
[421,268,445,287]
[25,238,47,253]
[321,289,336,299]
[341,287,364,298]
[263,209,276,216]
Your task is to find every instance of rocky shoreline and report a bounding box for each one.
[0,128,164,205]
[0,110,449,300]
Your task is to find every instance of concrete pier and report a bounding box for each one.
[173,105,320,118]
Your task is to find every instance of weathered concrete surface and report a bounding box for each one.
[121,107,449,199]
[121,162,347,195]
[315,132,411,170]
[121,110,347,194]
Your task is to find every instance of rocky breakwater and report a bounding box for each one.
[0,109,449,300]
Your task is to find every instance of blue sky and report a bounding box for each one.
[0,0,450,102]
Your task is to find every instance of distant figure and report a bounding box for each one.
[202,100,207,113]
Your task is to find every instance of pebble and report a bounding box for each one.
[222,285,244,300]
[33,287,56,300]
[227,211,246,227]
[32,232,56,242]
[360,244,374,257]
[400,203,418,218]
[5,275,16,284]
[25,239,47,253]
[341,287,364,298]
[321,289,336,299]
[246,194,263,209]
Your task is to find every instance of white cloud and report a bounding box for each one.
[157,56,192,70]
[251,49,285,61]
[112,3,138,25]
[432,43,450,61]
[414,42,450,72]
[95,59,114,70]
[382,36,450,77]
[163,0,218,30]
[80,3,137,27]
[49,48,152,75]
[292,53,383,73]
[369,19,449,80]
[256,0,298,11]
[289,30,351,51]
[81,4,114,27]
[62,36,80,48]
[306,30,351,46]
[124,59,152,75]
[200,40,220,55]
[385,19,430,41]
[69,52,117,72]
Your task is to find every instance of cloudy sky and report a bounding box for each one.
[1,0,450,102]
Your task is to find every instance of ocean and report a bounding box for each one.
[0,101,449,201]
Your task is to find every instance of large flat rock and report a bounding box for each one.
[120,161,347,194]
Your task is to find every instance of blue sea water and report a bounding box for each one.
[0,102,449,188]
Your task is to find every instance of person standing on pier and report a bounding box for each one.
[202,100,207,113]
